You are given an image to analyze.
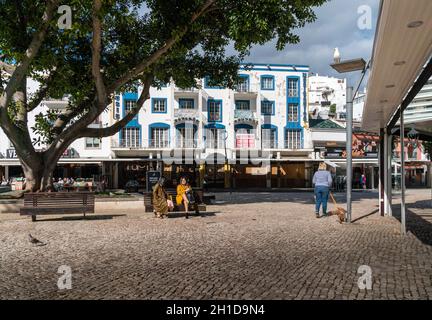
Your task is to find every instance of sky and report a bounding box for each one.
[244,0,380,88]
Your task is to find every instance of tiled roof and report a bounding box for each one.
[309,119,344,129]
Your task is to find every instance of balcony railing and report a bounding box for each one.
[176,87,197,92]
[261,140,278,149]
[204,139,226,149]
[234,109,258,121]
[234,83,259,93]
[174,108,200,119]
[285,140,303,150]
[175,139,198,148]
[112,139,170,149]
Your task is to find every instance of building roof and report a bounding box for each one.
[309,119,344,129]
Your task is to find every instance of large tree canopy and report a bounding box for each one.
[0,0,326,191]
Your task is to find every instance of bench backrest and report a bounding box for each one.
[23,192,95,208]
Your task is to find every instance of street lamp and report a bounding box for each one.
[330,50,369,223]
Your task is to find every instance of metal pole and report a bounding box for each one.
[400,108,406,235]
[346,86,353,223]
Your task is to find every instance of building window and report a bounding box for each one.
[179,99,194,109]
[288,104,299,122]
[85,137,101,149]
[151,127,170,148]
[121,127,140,148]
[235,100,250,111]
[208,100,222,122]
[262,129,277,148]
[205,128,225,149]
[236,75,249,92]
[124,99,139,120]
[261,76,275,90]
[176,127,197,148]
[288,78,298,97]
[286,130,302,149]
[261,100,274,115]
[152,98,167,113]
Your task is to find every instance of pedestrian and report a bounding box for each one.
[152,177,174,219]
[361,173,367,190]
[312,162,333,218]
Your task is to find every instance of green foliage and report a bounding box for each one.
[1,0,327,143]
[329,104,336,114]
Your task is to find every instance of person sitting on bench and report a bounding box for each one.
[176,177,195,215]
[152,177,173,219]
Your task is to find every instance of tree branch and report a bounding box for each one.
[0,0,59,111]
[0,60,16,75]
[27,66,58,111]
[91,0,107,109]
[81,75,153,138]
[106,0,218,94]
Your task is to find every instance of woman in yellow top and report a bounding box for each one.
[176,177,192,214]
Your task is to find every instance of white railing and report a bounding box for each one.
[175,139,199,148]
[204,140,226,149]
[285,140,303,150]
[234,109,258,120]
[261,140,279,149]
[112,139,170,149]
[174,108,200,118]
[235,83,260,93]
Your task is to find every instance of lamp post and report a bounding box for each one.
[330,54,369,223]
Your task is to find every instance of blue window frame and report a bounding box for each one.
[261,100,275,115]
[151,98,167,113]
[260,75,275,90]
[287,78,299,97]
[179,98,194,109]
[285,129,303,149]
[207,99,223,122]
[236,74,250,92]
[287,103,299,122]
[123,92,139,123]
[235,100,250,110]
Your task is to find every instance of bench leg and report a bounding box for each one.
[31,215,36,222]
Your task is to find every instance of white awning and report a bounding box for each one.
[362,0,432,132]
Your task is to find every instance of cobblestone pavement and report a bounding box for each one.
[0,189,431,300]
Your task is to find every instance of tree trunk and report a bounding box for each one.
[21,155,58,192]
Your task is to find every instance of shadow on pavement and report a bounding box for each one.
[392,200,432,246]
[351,209,380,223]
[35,214,126,222]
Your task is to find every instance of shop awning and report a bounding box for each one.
[362,0,432,133]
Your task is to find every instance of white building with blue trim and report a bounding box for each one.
[1,63,318,189]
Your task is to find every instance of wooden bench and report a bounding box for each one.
[144,188,206,218]
[20,192,95,222]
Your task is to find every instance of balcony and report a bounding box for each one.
[234,110,258,122]
[174,86,200,98]
[175,139,199,149]
[204,139,226,149]
[112,139,171,149]
[174,108,201,121]
[234,83,259,96]
[261,140,279,149]
[284,140,303,150]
